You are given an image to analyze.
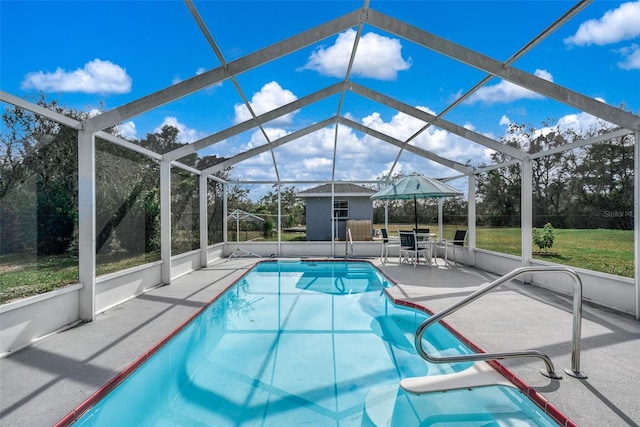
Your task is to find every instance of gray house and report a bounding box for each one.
[297,183,375,241]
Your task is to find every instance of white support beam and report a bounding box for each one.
[468,175,476,254]
[474,128,632,177]
[169,160,202,176]
[226,179,384,185]
[529,128,632,160]
[223,184,228,245]
[160,162,172,285]
[277,185,282,256]
[1,89,187,167]
[96,130,163,161]
[331,182,336,257]
[475,159,521,174]
[207,174,226,185]
[78,129,96,320]
[165,83,344,162]
[374,0,592,178]
[0,91,82,129]
[0,93,166,165]
[521,158,533,267]
[349,83,526,160]
[199,174,208,267]
[367,10,640,131]
[339,116,473,174]
[203,118,334,175]
[635,130,640,320]
[85,11,360,132]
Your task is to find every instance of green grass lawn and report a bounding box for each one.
[0,252,160,304]
[380,225,634,278]
[0,227,634,304]
[0,254,79,304]
[475,227,634,278]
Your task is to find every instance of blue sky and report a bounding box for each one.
[2,1,639,197]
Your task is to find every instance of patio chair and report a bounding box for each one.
[444,229,468,265]
[380,228,399,264]
[414,228,435,263]
[398,231,430,267]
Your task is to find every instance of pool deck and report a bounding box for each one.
[1,256,638,426]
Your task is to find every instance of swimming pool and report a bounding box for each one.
[70,260,558,426]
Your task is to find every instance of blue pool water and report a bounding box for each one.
[74,261,557,426]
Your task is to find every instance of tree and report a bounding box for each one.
[476,126,523,226]
[1,95,85,255]
[95,137,160,255]
[528,121,576,227]
[256,185,304,228]
[569,132,634,229]
[477,168,521,226]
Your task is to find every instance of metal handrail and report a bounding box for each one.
[415,266,587,379]
[345,227,354,258]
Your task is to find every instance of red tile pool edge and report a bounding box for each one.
[53,263,255,427]
[54,259,575,427]
[388,292,577,427]
[53,258,358,426]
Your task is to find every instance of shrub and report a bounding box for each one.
[263,218,275,238]
[533,222,556,254]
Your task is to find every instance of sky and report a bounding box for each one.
[1,1,639,198]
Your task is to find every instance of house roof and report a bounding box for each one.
[297,183,376,198]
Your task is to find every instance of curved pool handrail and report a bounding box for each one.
[345,227,354,258]
[415,265,587,380]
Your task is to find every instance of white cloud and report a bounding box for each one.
[359,107,493,169]
[229,104,501,186]
[154,116,204,143]
[553,111,607,135]
[231,159,277,181]
[234,81,298,125]
[362,106,436,141]
[119,121,137,140]
[503,108,612,146]
[242,127,288,150]
[499,115,511,126]
[466,69,554,105]
[616,44,640,69]
[301,29,412,80]
[20,59,131,94]
[564,1,640,46]
[303,157,332,169]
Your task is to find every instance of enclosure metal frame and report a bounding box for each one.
[1,0,639,319]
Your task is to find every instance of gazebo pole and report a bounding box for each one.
[414,195,418,231]
[384,201,389,231]
[438,198,443,242]
[236,214,240,243]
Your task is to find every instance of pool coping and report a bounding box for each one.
[54,258,576,427]
[53,263,251,427]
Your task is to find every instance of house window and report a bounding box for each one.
[333,200,349,219]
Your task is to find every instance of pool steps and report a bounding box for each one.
[400,361,513,394]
